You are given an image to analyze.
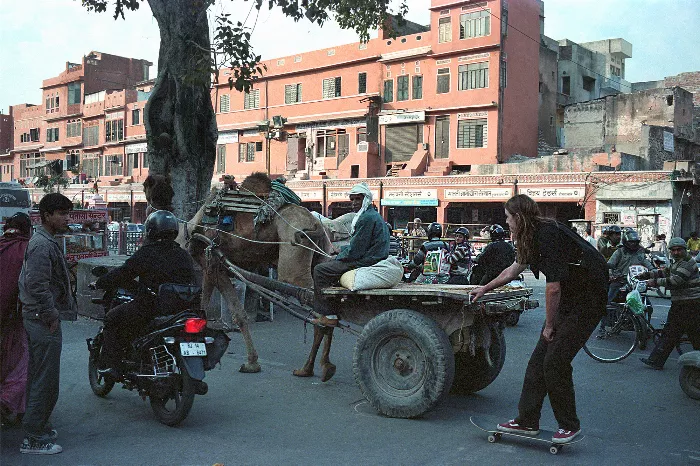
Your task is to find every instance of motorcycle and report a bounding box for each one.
[86,266,230,426]
[679,351,700,400]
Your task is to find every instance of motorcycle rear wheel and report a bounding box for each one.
[88,348,115,397]
[149,356,195,426]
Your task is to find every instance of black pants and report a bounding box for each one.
[647,299,700,367]
[446,274,469,285]
[516,287,606,432]
[22,318,62,440]
[102,300,153,367]
[312,260,356,315]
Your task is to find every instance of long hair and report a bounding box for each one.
[504,194,553,264]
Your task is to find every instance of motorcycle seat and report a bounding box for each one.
[148,311,200,331]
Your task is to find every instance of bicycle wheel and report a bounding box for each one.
[584,307,642,363]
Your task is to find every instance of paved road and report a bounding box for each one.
[2,273,699,465]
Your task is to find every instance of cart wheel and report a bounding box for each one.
[550,445,560,455]
[488,434,497,443]
[450,324,506,394]
[353,309,455,419]
[505,311,520,327]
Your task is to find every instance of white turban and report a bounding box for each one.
[349,182,372,234]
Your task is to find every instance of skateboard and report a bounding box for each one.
[470,416,584,455]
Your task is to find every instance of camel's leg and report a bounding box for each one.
[216,273,261,373]
[200,267,217,320]
[292,325,324,377]
[319,327,336,382]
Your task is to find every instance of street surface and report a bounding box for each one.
[2,272,699,465]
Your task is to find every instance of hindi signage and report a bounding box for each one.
[379,111,426,125]
[296,190,323,201]
[125,143,147,154]
[328,189,380,201]
[444,187,512,200]
[381,189,438,206]
[457,111,488,120]
[217,131,239,144]
[520,186,584,200]
[30,209,109,226]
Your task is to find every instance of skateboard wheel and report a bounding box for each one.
[549,445,560,455]
[495,433,502,440]
[488,434,497,443]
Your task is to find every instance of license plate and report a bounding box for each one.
[180,342,207,357]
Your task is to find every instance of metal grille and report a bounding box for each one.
[149,345,176,376]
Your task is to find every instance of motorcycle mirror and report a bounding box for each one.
[92,266,109,277]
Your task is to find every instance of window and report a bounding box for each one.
[29,128,40,142]
[82,157,100,179]
[356,127,367,144]
[603,212,620,224]
[238,144,246,162]
[562,76,571,95]
[45,92,59,113]
[67,82,81,105]
[220,94,230,112]
[460,10,490,39]
[383,79,394,103]
[322,77,342,99]
[457,118,487,148]
[284,83,302,104]
[20,153,44,178]
[438,17,452,43]
[128,152,139,170]
[397,75,409,101]
[458,62,489,90]
[255,141,263,152]
[105,120,124,142]
[412,75,423,99]
[103,154,123,176]
[142,153,149,168]
[247,143,256,162]
[582,76,595,92]
[67,119,82,138]
[216,144,226,173]
[132,109,140,125]
[66,150,80,171]
[437,68,450,94]
[244,89,260,109]
[338,133,350,163]
[83,125,99,146]
[500,59,507,88]
[47,128,59,142]
[358,72,367,94]
[501,7,508,36]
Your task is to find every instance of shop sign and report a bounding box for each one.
[217,131,239,144]
[663,131,674,152]
[381,188,438,207]
[621,210,637,227]
[66,250,109,263]
[444,187,512,200]
[457,111,488,120]
[296,190,323,201]
[30,209,109,226]
[520,186,584,200]
[379,111,425,125]
[125,143,147,154]
[328,189,380,201]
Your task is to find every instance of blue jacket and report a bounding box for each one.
[336,206,389,268]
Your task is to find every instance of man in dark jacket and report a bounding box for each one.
[470,224,516,285]
[18,193,74,455]
[94,210,196,378]
[311,183,389,327]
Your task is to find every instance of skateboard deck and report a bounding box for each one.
[470,416,584,455]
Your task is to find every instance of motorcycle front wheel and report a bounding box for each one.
[149,355,195,426]
[88,336,115,397]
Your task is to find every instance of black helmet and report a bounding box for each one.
[622,229,640,250]
[426,222,443,240]
[489,224,506,241]
[608,225,622,235]
[454,226,470,239]
[144,210,179,241]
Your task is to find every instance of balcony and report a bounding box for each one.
[601,75,631,95]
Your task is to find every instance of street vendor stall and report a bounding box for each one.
[30,208,110,263]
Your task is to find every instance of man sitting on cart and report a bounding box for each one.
[311,183,389,327]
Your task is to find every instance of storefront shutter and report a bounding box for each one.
[385,124,418,163]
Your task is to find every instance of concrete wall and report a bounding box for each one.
[538,46,558,147]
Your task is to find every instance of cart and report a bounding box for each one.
[197,234,538,418]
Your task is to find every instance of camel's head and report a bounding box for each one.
[143,174,174,211]
[240,172,272,198]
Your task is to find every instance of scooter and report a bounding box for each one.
[679,350,700,400]
[86,266,230,426]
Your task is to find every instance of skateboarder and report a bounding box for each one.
[470,195,608,444]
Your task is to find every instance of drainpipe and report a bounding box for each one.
[513,178,518,196]
[379,181,384,219]
[322,182,327,217]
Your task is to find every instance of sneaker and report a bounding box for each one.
[44,429,58,441]
[20,437,63,455]
[552,428,581,444]
[639,357,663,370]
[497,419,539,436]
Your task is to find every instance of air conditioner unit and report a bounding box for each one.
[357,142,369,153]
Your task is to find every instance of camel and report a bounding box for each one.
[143,173,340,381]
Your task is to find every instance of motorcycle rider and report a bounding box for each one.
[599,229,654,336]
[94,210,197,379]
[410,222,450,284]
[446,227,473,285]
[637,237,700,369]
[597,225,621,260]
[470,224,516,286]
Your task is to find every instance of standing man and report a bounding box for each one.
[687,232,700,256]
[582,227,597,248]
[18,193,75,455]
[470,195,607,444]
[311,183,389,327]
[597,225,621,260]
[638,237,700,369]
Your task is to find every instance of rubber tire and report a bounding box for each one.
[505,311,520,327]
[679,366,700,400]
[353,309,455,419]
[87,336,115,398]
[150,356,196,426]
[451,325,506,394]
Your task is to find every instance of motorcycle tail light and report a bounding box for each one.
[184,318,207,334]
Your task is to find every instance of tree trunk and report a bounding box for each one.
[145,0,217,220]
